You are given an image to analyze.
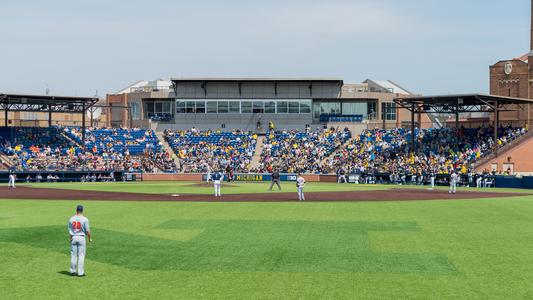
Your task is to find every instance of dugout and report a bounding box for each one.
[0,171,124,183]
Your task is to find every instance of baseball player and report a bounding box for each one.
[212,170,223,197]
[269,170,282,191]
[429,168,436,190]
[337,168,347,184]
[205,163,212,183]
[449,171,458,194]
[296,173,306,201]
[8,172,16,189]
[68,205,92,277]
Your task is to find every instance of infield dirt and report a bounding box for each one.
[0,186,523,202]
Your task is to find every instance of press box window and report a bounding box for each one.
[300,100,311,114]
[207,102,218,113]
[289,101,300,113]
[195,101,206,113]
[265,101,276,113]
[381,102,397,121]
[176,101,186,113]
[241,101,252,113]
[186,101,196,113]
[253,101,265,114]
[229,101,240,113]
[218,101,229,113]
[277,101,288,113]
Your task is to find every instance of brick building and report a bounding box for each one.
[489,0,533,126]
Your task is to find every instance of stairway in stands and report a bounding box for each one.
[318,137,353,169]
[474,129,533,169]
[60,131,83,148]
[249,135,266,170]
[0,153,14,169]
[155,131,181,170]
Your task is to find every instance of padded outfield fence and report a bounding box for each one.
[2,171,532,189]
[0,171,125,182]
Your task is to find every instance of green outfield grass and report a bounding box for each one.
[1,183,533,299]
[19,181,390,194]
[17,180,530,195]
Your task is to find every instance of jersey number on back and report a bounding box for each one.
[72,221,82,231]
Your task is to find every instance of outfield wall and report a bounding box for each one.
[138,173,325,182]
[135,173,203,181]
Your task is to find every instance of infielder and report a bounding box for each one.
[8,172,16,189]
[68,205,91,277]
[429,170,436,190]
[449,171,458,194]
[296,173,306,201]
[212,170,223,197]
[269,170,281,191]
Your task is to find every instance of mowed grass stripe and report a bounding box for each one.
[18,181,390,195]
[1,187,533,298]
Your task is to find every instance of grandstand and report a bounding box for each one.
[260,127,351,174]
[164,129,257,173]
[64,127,161,155]
[2,85,533,181]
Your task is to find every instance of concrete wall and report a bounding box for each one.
[114,80,419,131]
[138,173,333,182]
[175,82,341,99]
[157,112,314,131]
[138,173,203,181]
[107,94,128,128]
[475,135,533,174]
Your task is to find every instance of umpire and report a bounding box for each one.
[269,170,282,191]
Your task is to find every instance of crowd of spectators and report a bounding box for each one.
[258,127,351,174]
[64,127,162,155]
[0,125,527,177]
[323,126,527,179]
[164,128,257,173]
[0,126,175,173]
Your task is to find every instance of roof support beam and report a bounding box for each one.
[411,103,415,153]
[48,105,52,128]
[82,102,86,146]
[494,100,499,154]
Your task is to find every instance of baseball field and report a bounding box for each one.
[1,181,533,299]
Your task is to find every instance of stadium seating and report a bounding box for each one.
[64,127,161,155]
[164,129,257,173]
[260,127,351,174]
[0,125,526,176]
[323,126,527,178]
[0,126,73,155]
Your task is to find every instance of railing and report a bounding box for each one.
[130,86,172,93]
[474,129,533,167]
[0,171,124,182]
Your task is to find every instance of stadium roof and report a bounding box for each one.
[364,79,413,95]
[0,93,99,113]
[394,93,533,113]
[171,77,344,84]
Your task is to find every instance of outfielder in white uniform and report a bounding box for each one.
[68,205,92,277]
[8,173,16,189]
[449,172,458,194]
[297,174,306,201]
[429,171,436,190]
[205,164,212,182]
[212,171,223,197]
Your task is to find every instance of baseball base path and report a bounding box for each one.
[0,186,524,202]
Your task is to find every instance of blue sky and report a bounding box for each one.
[0,0,530,96]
